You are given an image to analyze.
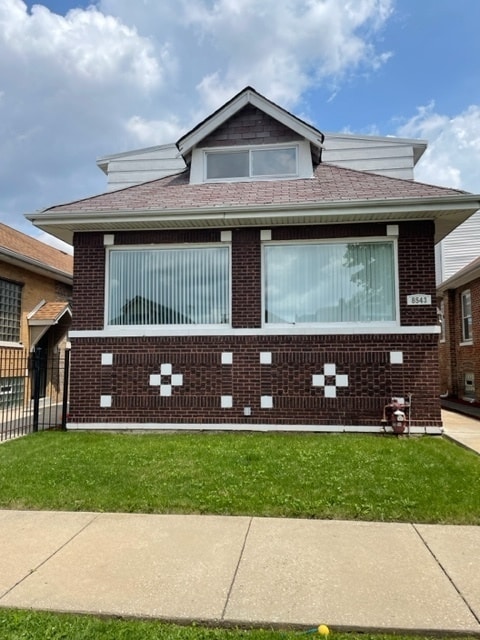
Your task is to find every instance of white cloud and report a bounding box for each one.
[125,115,185,147]
[187,0,394,110]
[0,0,404,245]
[99,0,393,112]
[0,0,172,227]
[397,103,480,193]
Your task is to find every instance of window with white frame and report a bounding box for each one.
[0,278,22,342]
[461,290,472,342]
[439,299,446,342]
[264,240,397,324]
[205,146,297,181]
[107,246,230,326]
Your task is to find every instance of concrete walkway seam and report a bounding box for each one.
[0,513,100,602]
[221,516,253,621]
[412,523,480,626]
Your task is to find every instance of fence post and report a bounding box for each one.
[32,347,42,433]
[61,347,70,430]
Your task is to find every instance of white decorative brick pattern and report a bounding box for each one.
[221,395,233,408]
[260,352,272,364]
[261,395,274,409]
[221,352,233,365]
[150,363,183,397]
[312,363,349,399]
[390,351,404,364]
[100,395,112,408]
[101,353,113,366]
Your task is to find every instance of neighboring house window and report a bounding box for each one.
[439,299,446,342]
[0,278,22,342]
[264,240,396,324]
[205,146,297,180]
[461,290,473,342]
[107,246,230,326]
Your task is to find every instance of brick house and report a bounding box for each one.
[0,223,72,408]
[27,87,480,433]
[437,256,480,404]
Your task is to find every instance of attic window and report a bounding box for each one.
[205,146,298,181]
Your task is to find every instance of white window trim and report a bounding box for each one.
[261,236,400,329]
[204,145,298,182]
[190,140,313,184]
[71,325,440,339]
[104,242,232,330]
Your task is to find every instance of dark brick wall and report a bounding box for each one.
[69,221,442,427]
[438,276,480,402]
[72,232,106,331]
[68,334,441,427]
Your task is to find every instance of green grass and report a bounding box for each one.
[0,610,477,640]
[0,431,479,523]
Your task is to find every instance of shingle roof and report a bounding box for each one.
[0,223,73,275]
[44,163,467,215]
[28,301,71,323]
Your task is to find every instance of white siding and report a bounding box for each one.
[322,133,425,180]
[97,144,186,191]
[436,210,480,283]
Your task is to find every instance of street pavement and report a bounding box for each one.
[0,409,478,635]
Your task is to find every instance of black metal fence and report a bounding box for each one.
[0,347,70,442]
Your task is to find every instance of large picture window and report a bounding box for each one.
[0,278,22,342]
[108,246,230,326]
[264,240,396,324]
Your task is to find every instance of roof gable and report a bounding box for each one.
[176,86,324,161]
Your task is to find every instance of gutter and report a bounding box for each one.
[0,247,73,285]
[26,193,480,245]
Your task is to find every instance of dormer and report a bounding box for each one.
[177,87,325,185]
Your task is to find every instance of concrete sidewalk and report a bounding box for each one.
[442,408,480,455]
[0,510,480,634]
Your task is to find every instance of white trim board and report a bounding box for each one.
[69,325,440,339]
[67,422,443,435]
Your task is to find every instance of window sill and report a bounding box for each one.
[70,324,441,338]
[460,340,474,346]
[0,341,24,349]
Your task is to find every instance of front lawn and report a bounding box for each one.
[0,610,477,640]
[0,431,479,523]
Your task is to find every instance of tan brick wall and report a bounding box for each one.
[0,260,71,350]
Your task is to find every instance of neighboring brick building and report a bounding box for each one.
[437,256,480,404]
[27,87,480,433]
[0,224,73,408]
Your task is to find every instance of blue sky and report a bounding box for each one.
[2,0,480,249]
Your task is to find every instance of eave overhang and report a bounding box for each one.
[0,247,73,285]
[437,257,480,293]
[26,194,480,246]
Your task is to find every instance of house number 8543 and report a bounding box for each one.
[406,294,432,305]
